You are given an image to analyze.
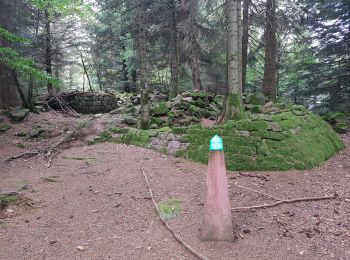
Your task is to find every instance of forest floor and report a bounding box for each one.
[0,112,350,260]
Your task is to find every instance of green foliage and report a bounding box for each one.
[0,194,18,209]
[0,28,58,85]
[27,0,91,17]
[152,102,169,116]
[0,28,29,44]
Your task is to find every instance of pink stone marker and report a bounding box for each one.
[200,135,233,241]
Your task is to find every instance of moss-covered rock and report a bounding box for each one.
[7,109,29,123]
[178,106,344,171]
[245,92,266,105]
[0,123,11,132]
[152,102,169,116]
[323,111,349,133]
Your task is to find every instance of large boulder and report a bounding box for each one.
[178,104,345,171]
[7,109,29,123]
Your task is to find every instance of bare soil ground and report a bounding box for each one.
[0,112,349,260]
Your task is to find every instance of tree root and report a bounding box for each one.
[232,192,338,211]
[140,167,212,260]
[5,152,39,163]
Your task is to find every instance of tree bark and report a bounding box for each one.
[137,0,150,130]
[170,0,179,97]
[0,8,20,109]
[77,48,93,92]
[45,10,53,94]
[0,62,20,109]
[262,0,277,101]
[181,0,202,91]
[242,0,250,94]
[222,0,243,121]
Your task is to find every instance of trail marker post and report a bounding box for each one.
[200,135,233,241]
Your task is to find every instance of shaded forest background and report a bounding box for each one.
[0,0,349,114]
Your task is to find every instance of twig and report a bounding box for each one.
[233,183,280,201]
[46,150,60,168]
[232,193,337,211]
[5,152,39,163]
[140,167,212,260]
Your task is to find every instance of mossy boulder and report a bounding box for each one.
[152,102,169,116]
[245,92,266,105]
[7,109,29,123]
[178,106,344,171]
[323,111,349,133]
[0,123,11,132]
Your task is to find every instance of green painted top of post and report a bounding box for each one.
[209,134,224,151]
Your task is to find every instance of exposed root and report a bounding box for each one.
[140,167,212,260]
[5,152,39,163]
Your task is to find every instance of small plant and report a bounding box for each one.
[16,143,25,149]
[0,194,18,210]
[158,198,182,220]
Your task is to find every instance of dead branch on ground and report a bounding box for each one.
[232,192,337,211]
[5,152,39,163]
[45,92,80,118]
[140,167,212,260]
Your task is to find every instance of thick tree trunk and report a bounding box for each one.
[137,0,150,130]
[0,62,20,109]
[222,0,243,121]
[242,0,250,94]
[45,10,53,94]
[170,0,179,97]
[262,0,277,101]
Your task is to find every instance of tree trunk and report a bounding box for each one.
[45,10,53,94]
[181,0,202,91]
[0,62,20,109]
[137,0,150,130]
[222,0,243,121]
[12,70,31,109]
[170,0,179,97]
[77,48,93,92]
[242,0,250,94]
[0,27,20,109]
[262,0,277,101]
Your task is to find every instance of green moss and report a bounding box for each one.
[152,102,169,116]
[235,120,251,131]
[109,127,129,134]
[0,123,11,132]
[189,105,201,117]
[227,93,245,120]
[334,122,348,133]
[251,121,268,131]
[172,127,188,134]
[178,106,344,171]
[245,92,266,105]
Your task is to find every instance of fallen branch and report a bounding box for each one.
[140,167,212,260]
[46,150,60,168]
[232,192,337,211]
[5,151,39,163]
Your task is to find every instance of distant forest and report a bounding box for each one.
[0,0,349,115]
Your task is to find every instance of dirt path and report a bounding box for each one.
[0,114,349,260]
